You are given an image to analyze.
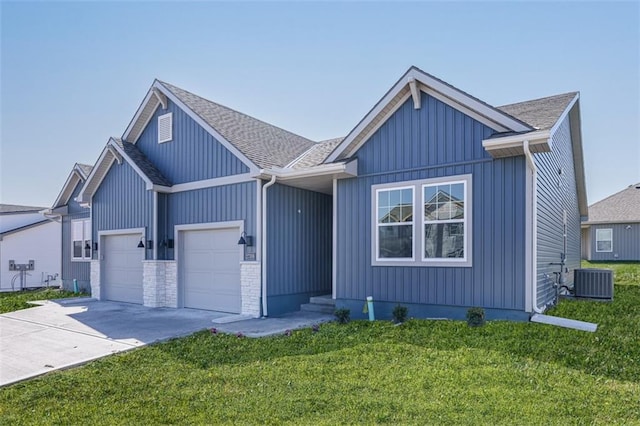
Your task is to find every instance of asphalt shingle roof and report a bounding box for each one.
[158,81,315,169]
[497,92,578,131]
[113,138,172,186]
[292,137,345,169]
[77,163,93,178]
[0,204,45,214]
[588,183,640,223]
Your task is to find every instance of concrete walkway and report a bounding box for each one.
[0,298,333,387]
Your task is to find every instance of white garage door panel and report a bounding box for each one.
[182,228,241,313]
[103,233,144,304]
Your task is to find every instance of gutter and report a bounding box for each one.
[261,175,277,317]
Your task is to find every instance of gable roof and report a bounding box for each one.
[0,204,45,214]
[497,92,579,131]
[586,183,640,224]
[112,138,171,187]
[52,163,94,209]
[289,137,345,169]
[123,80,315,171]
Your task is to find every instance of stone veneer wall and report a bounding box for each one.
[240,261,261,317]
[142,261,177,308]
[90,260,100,300]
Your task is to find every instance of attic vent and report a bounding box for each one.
[158,112,173,143]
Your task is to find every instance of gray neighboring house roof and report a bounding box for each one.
[77,163,94,178]
[497,92,579,131]
[112,138,172,187]
[158,81,315,170]
[0,204,45,214]
[291,137,345,169]
[0,220,51,238]
[586,183,640,224]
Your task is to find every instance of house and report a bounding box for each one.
[41,163,93,292]
[581,183,640,261]
[77,66,587,321]
[0,204,61,291]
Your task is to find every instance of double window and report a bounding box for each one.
[595,228,613,252]
[372,175,472,267]
[72,219,92,261]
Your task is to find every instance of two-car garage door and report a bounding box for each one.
[180,227,241,313]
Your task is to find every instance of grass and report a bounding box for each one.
[0,288,85,314]
[1,264,639,424]
[581,260,640,286]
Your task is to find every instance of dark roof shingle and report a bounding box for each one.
[113,138,172,187]
[292,137,345,169]
[497,92,578,131]
[588,183,640,223]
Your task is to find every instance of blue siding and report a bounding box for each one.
[266,184,332,315]
[163,181,256,260]
[92,161,154,259]
[535,115,581,308]
[135,99,249,184]
[336,94,527,313]
[61,180,90,291]
[589,223,640,261]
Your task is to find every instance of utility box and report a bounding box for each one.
[574,269,614,300]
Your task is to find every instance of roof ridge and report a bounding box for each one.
[589,183,640,208]
[157,80,315,144]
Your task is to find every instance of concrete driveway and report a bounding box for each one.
[0,298,333,387]
[0,298,229,387]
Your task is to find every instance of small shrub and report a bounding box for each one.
[334,308,351,324]
[392,304,408,323]
[466,307,485,327]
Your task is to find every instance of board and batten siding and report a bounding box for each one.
[336,94,527,317]
[534,115,581,308]
[92,161,154,259]
[61,180,91,291]
[162,181,257,261]
[589,223,640,261]
[134,98,249,184]
[266,183,332,315]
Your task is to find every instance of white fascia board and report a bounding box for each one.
[482,130,551,150]
[52,171,81,208]
[78,144,114,205]
[122,87,157,143]
[549,93,579,137]
[151,173,255,193]
[152,81,260,175]
[256,159,357,181]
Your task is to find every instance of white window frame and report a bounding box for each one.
[374,185,415,263]
[595,228,613,252]
[71,219,92,261]
[422,179,468,263]
[158,112,173,143]
[371,174,472,267]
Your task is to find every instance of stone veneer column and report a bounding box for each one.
[142,261,166,308]
[164,261,178,308]
[240,261,261,317]
[90,260,101,300]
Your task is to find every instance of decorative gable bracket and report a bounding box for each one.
[152,88,167,110]
[408,77,421,109]
[107,145,122,165]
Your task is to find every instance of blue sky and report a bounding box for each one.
[1,1,638,207]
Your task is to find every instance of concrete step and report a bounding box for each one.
[300,303,335,314]
[309,295,335,306]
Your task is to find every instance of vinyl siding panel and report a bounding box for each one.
[92,161,154,259]
[163,181,256,261]
[336,94,527,313]
[535,115,581,308]
[589,223,640,261]
[61,180,90,291]
[135,99,249,184]
[266,184,332,315]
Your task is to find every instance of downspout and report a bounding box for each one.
[261,174,277,317]
[523,140,543,314]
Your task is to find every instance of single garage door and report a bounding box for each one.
[181,227,241,313]
[103,233,144,304]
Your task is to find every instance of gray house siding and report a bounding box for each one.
[162,181,257,261]
[134,99,249,184]
[589,223,640,261]
[266,183,332,316]
[92,161,154,260]
[534,115,581,308]
[335,94,528,320]
[61,180,90,291]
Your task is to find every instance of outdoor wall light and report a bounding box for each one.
[93,242,99,251]
[237,231,253,246]
[626,225,632,230]
[137,238,145,248]
[85,242,91,250]
[147,240,153,250]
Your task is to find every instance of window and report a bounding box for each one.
[372,175,472,267]
[72,219,91,261]
[158,112,173,143]
[595,228,612,252]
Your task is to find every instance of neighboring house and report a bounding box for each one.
[581,183,640,261]
[77,66,587,321]
[0,204,61,291]
[41,163,94,292]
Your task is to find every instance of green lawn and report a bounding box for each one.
[1,265,639,425]
[0,288,84,314]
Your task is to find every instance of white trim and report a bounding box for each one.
[152,81,260,174]
[123,89,157,143]
[549,93,579,137]
[152,87,167,110]
[595,228,613,253]
[482,130,551,155]
[408,77,421,109]
[255,178,262,262]
[153,173,255,193]
[158,112,173,143]
[374,185,416,263]
[52,168,83,208]
[332,178,337,300]
[261,175,277,316]
[98,227,146,237]
[78,143,115,205]
[255,160,358,181]
[326,67,532,163]
[152,191,158,260]
[523,140,541,314]
[71,218,92,262]
[524,162,533,313]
